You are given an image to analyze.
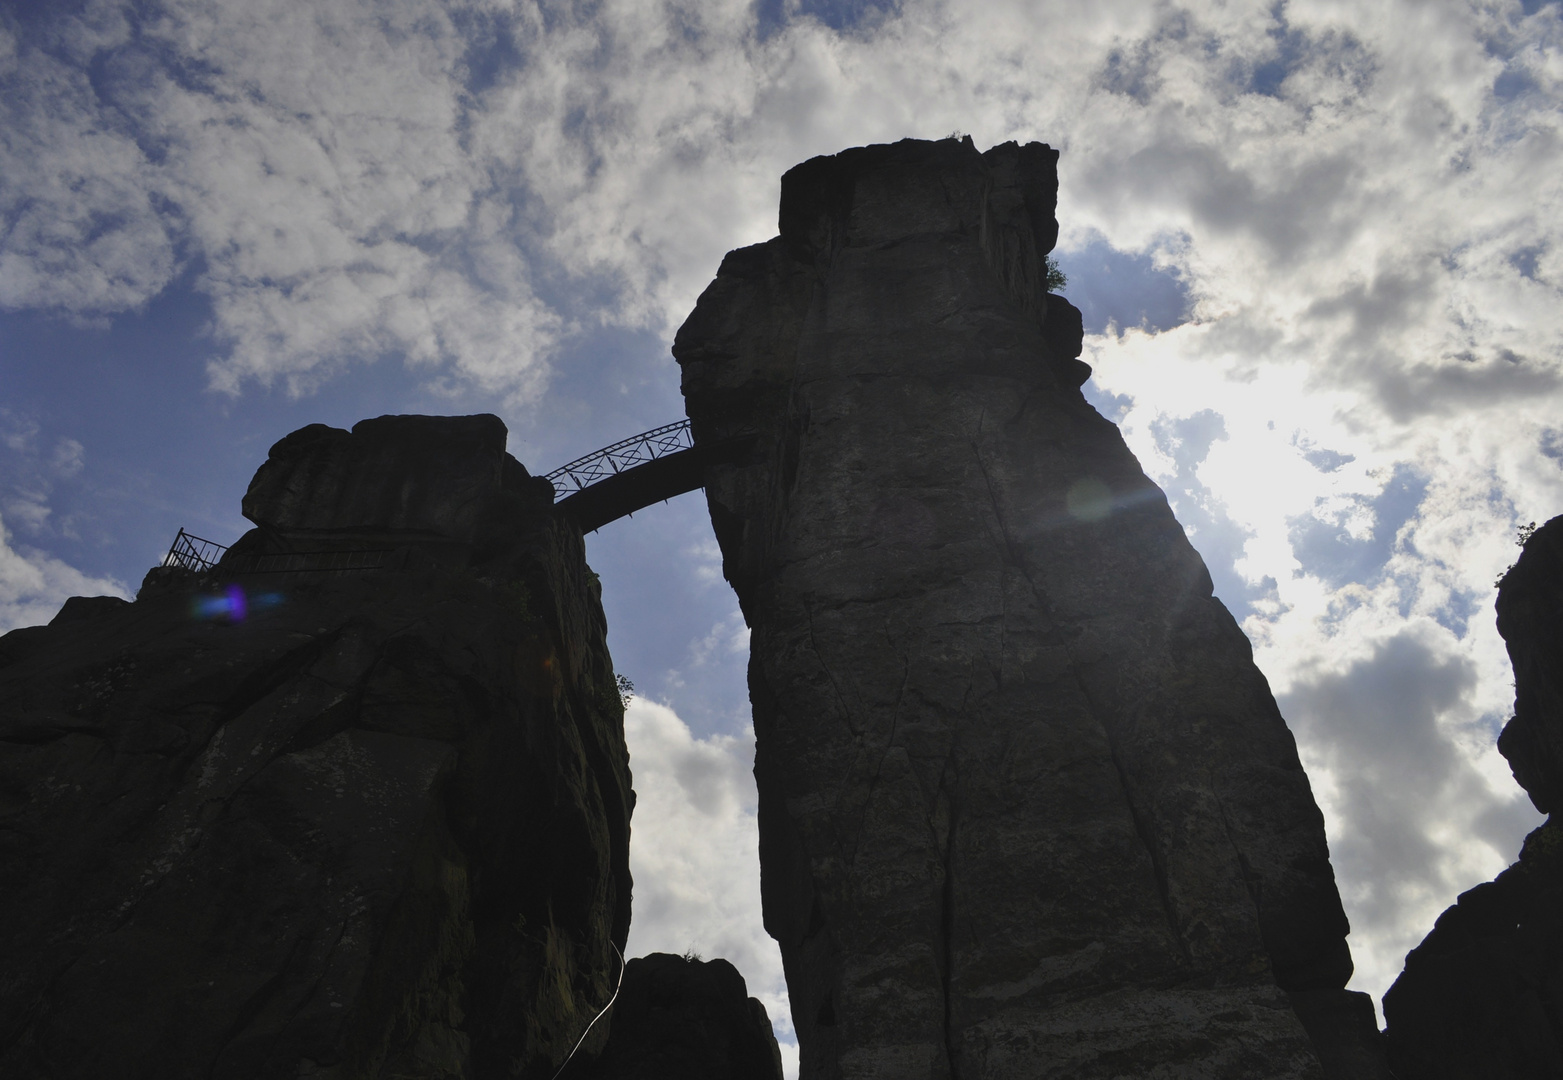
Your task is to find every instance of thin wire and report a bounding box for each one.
[549,941,626,1080]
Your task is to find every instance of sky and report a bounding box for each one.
[3,0,1561,1073]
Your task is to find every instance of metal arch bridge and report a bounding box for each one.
[162,419,745,572]
[545,419,752,532]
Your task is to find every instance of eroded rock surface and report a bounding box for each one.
[1384,514,1563,1078]
[676,137,1382,1079]
[576,953,784,1080]
[241,413,541,543]
[0,415,632,1079]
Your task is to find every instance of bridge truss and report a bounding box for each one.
[544,419,695,493]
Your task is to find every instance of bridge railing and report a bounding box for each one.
[544,419,694,493]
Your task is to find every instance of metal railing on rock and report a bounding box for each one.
[543,419,694,493]
[162,529,391,576]
[164,529,228,573]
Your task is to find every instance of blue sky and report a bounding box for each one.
[5,0,1563,1072]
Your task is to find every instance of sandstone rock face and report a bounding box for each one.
[0,415,631,1079]
[1383,514,1563,1078]
[241,414,551,543]
[577,953,784,1080]
[676,138,1379,1079]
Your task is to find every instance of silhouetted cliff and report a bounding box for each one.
[1384,513,1563,1078]
[676,136,1388,1079]
[0,415,633,1078]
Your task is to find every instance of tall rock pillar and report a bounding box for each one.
[675,138,1379,1079]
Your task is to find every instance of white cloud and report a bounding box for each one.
[2,0,562,399]
[621,697,797,1078]
[0,413,40,454]
[1276,624,1539,1006]
[1086,317,1552,1006]
[5,0,1563,416]
[0,9,176,319]
[0,412,103,542]
[688,609,751,669]
[688,534,726,587]
[50,438,85,479]
[0,511,128,633]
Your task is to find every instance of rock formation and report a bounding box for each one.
[1383,513,1563,1078]
[574,953,784,1080]
[0,415,634,1079]
[676,136,1387,1078]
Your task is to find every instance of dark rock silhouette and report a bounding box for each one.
[0,415,633,1079]
[676,136,1387,1078]
[1384,513,1563,1078]
[574,952,784,1080]
[1496,516,1563,820]
[241,413,545,541]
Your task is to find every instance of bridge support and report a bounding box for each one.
[553,437,754,532]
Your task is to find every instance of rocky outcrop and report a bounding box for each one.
[1383,514,1563,1078]
[575,953,784,1080]
[676,137,1384,1078]
[241,413,532,542]
[0,415,632,1079]
[1496,515,1563,818]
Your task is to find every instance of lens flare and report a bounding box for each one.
[1066,477,1114,522]
[190,585,281,622]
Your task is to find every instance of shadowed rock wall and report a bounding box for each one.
[676,137,1384,1079]
[0,415,633,1079]
[1384,513,1563,1078]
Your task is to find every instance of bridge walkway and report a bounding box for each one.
[545,420,751,533]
